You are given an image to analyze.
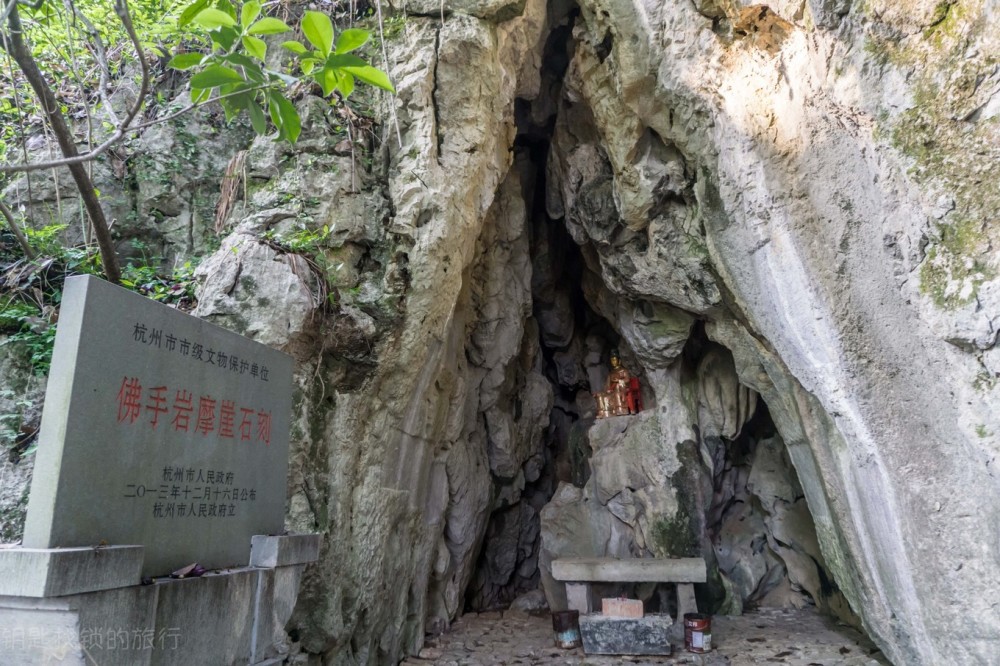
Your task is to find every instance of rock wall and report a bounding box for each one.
[1,105,252,264]
[2,0,998,664]
[192,4,556,662]
[539,0,1000,664]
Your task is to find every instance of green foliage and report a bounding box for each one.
[171,1,395,143]
[1,0,202,171]
[260,224,331,253]
[122,257,198,303]
[1,223,199,376]
[0,304,58,375]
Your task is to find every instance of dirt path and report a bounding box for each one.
[402,607,889,666]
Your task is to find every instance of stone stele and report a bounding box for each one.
[22,275,293,576]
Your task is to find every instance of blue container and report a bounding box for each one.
[552,610,582,648]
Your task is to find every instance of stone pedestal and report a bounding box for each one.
[579,613,673,655]
[0,545,144,597]
[0,534,320,665]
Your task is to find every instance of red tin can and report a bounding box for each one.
[684,613,712,653]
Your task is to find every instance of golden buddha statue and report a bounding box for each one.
[595,350,643,419]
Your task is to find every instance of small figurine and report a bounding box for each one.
[595,350,642,419]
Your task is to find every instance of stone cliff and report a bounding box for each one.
[2,0,998,664]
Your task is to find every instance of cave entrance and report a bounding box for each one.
[461,138,854,626]
[458,0,855,630]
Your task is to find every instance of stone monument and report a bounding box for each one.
[23,274,294,575]
[0,275,318,665]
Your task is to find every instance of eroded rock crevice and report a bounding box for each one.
[5,0,995,662]
[454,7,857,633]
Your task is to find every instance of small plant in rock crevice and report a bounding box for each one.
[0,388,36,460]
[258,223,345,310]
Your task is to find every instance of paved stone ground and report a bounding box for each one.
[401,607,889,666]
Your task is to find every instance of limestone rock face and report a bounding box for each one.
[532,1,1000,663]
[190,4,556,662]
[187,0,998,659]
[193,228,319,351]
[1,104,251,263]
[5,0,998,662]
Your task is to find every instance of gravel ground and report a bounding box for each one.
[402,607,889,666]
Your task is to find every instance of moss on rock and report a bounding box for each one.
[867,1,999,308]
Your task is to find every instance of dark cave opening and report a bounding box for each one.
[459,2,854,627]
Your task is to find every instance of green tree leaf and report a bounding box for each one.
[335,28,370,54]
[302,10,334,57]
[342,65,395,92]
[179,0,211,27]
[223,52,260,70]
[242,35,267,60]
[248,17,291,35]
[325,54,368,68]
[167,52,205,70]
[247,99,267,134]
[268,91,301,142]
[217,0,238,21]
[191,86,212,104]
[190,64,245,88]
[281,40,308,55]
[210,26,240,50]
[241,0,261,27]
[267,91,281,128]
[193,8,237,29]
[317,65,340,96]
[338,72,355,98]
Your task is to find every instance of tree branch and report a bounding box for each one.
[0,197,35,259]
[0,84,275,174]
[0,0,151,177]
[2,2,121,283]
[61,0,119,126]
[0,0,18,28]
[112,0,149,134]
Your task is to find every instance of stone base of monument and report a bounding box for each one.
[0,534,320,666]
[578,613,673,655]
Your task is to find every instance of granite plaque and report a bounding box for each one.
[22,275,293,575]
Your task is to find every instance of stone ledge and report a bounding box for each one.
[552,557,707,583]
[0,545,144,597]
[249,534,320,568]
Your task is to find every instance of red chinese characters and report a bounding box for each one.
[196,396,216,435]
[146,386,168,428]
[115,376,272,446]
[116,377,143,424]
[172,390,193,431]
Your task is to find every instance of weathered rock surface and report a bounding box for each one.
[191,0,1000,664]
[3,0,998,664]
[531,0,1000,663]
[1,105,250,264]
[0,346,46,544]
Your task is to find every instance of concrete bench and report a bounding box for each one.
[551,557,706,618]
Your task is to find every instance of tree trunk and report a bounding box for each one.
[1,4,121,283]
[0,197,35,259]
